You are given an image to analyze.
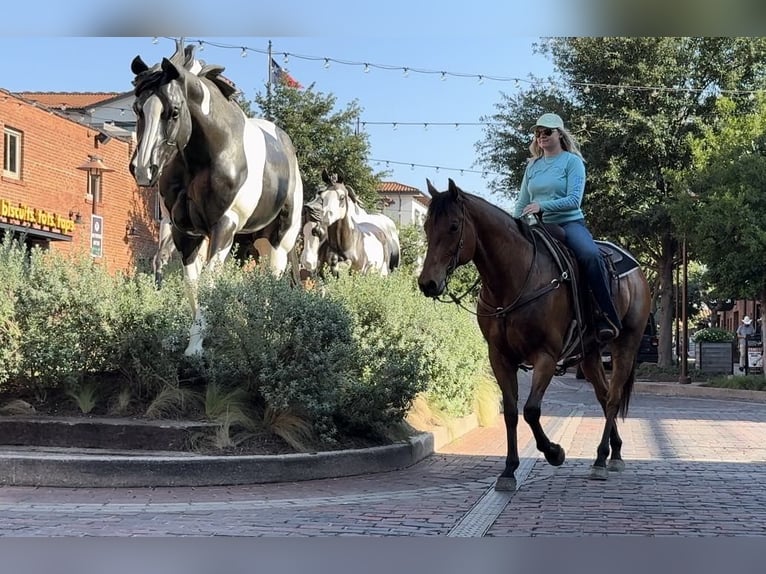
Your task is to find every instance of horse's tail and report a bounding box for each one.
[619,360,636,420]
[388,234,400,271]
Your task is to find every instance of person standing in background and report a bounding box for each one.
[736,316,755,372]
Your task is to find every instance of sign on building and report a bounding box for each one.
[90,214,103,258]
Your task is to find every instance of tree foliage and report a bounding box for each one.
[252,81,385,208]
[684,96,766,303]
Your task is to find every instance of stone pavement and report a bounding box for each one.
[1,373,765,537]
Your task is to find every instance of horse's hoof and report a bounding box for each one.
[495,476,517,491]
[608,459,626,472]
[589,465,609,480]
[545,444,566,467]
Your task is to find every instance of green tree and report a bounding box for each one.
[476,37,766,366]
[253,81,385,208]
[682,96,766,370]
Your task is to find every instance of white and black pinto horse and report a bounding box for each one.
[305,170,400,277]
[130,41,304,355]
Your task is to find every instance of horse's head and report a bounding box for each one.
[318,169,351,227]
[418,178,475,298]
[129,54,193,187]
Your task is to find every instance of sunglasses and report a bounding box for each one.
[534,127,555,137]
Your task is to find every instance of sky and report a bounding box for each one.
[2,2,758,205]
[0,34,554,206]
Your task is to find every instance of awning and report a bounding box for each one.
[0,221,73,242]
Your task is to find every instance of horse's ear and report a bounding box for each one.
[447,179,462,201]
[131,55,149,76]
[426,179,440,197]
[161,57,181,81]
[336,168,345,184]
[321,169,332,185]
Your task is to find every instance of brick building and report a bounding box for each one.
[1,89,156,274]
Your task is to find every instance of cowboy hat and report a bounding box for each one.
[743,316,752,325]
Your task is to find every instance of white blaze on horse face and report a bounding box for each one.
[133,96,164,186]
[199,81,211,116]
[300,221,321,272]
[320,188,345,227]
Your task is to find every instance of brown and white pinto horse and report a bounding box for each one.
[418,179,651,490]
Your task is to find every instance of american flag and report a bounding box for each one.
[270,58,302,89]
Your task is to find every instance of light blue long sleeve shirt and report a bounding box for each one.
[512,151,586,224]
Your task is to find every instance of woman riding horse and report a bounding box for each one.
[418,179,650,489]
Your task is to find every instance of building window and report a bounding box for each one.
[3,127,22,179]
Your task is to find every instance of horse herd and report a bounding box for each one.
[130,40,401,357]
[129,41,652,490]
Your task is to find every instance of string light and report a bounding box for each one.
[283,53,289,64]
[198,40,204,52]
[240,47,248,58]
[152,37,159,44]
[371,158,498,176]
[363,63,370,73]
[159,37,766,98]
[478,75,484,85]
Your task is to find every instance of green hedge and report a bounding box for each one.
[0,239,489,445]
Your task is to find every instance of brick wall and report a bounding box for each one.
[1,90,156,274]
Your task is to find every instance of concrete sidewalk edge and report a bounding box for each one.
[0,432,435,488]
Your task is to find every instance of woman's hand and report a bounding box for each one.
[521,202,542,216]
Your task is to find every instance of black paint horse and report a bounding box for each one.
[130,41,304,355]
[419,179,651,490]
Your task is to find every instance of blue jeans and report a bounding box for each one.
[560,219,621,328]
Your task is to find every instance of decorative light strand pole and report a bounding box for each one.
[679,235,691,384]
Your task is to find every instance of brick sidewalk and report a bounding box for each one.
[1,375,765,537]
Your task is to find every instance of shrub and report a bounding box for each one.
[199,262,358,442]
[0,235,26,389]
[326,272,488,420]
[692,327,735,343]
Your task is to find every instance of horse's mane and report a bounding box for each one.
[132,43,238,101]
[304,196,323,223]
[428,188,531,241]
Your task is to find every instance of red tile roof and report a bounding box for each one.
[378,181,421,193]
[15,92,121,110]
[378,181,430,206]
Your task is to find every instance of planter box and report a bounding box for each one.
[694,342,734,374]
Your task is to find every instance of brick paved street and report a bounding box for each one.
[1,373,765,537]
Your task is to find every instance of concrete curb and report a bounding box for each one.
[0,432,434,488]
[635,381,766,403]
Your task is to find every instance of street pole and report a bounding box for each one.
[679,235,691,384]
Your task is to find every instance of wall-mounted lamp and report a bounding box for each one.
[68,210,83,224]
[94,132,112,146]
[125,223,137,239]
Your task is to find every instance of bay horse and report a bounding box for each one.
[418,179,651,490]
[315,170,400,276]
[130,41,304,356]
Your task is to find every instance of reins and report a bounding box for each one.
[436,204,568,319]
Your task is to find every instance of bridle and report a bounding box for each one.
[436,201,566,319]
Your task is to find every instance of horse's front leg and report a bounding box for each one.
[487,348,520,491]
[524,355,566,467]
[175,232,209,357]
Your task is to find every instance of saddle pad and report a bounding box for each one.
[596,240,640,277]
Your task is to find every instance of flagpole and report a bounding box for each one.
[266,40,273,120]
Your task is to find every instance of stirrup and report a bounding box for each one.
[597,317,620,342]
